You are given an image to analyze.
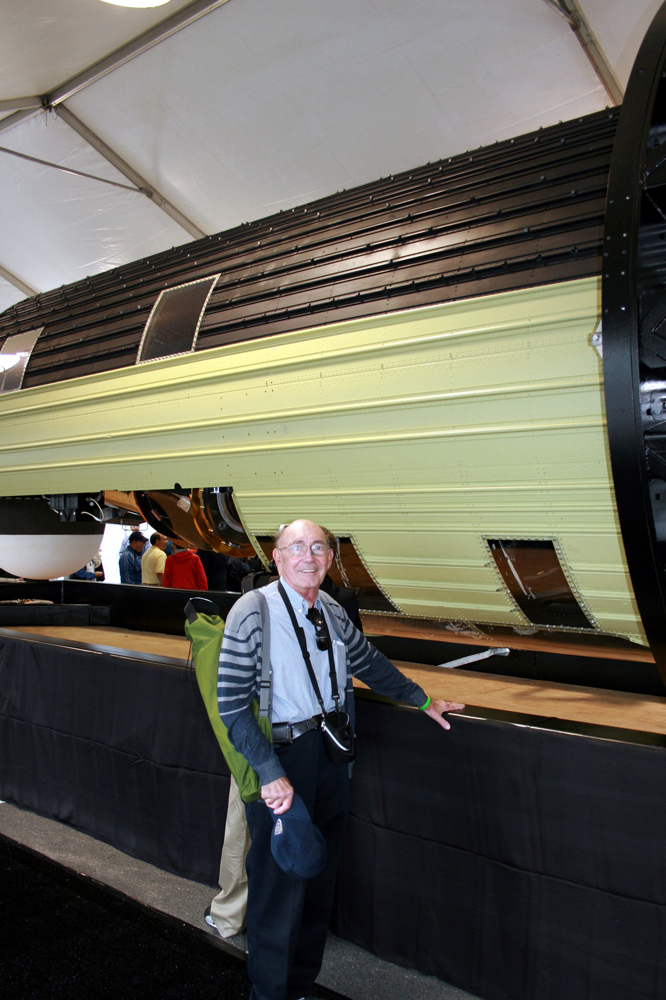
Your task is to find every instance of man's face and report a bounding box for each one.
[273,520,333,598]
[130,539,144,553]
[155,535,168,550]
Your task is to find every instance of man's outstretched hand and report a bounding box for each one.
[424,698,465,730]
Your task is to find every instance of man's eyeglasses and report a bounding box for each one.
[306,607,331,650]
[278,542,328,557]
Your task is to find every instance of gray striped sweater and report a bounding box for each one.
[217,583,427,786]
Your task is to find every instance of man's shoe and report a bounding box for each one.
[204,904,221,937]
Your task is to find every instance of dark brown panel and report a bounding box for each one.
[0,109,617,388]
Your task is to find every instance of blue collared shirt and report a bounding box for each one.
[265,578,346,723]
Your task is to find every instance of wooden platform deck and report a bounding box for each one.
[5,624,666,738]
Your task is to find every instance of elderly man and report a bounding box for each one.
[217,520,464,1000]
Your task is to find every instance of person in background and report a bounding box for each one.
[118,531,147,585]
[320,528,363,631]
[163,538,208,590]
[142,532,168,586]
[227,556,251,592]
[91,551,104,580]
[197,549,229,591]
[69,561,96,580]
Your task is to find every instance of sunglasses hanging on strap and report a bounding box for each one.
[278,581,355,765]
[305,605,330,650]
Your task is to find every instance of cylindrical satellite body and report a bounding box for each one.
[3,4,666,676]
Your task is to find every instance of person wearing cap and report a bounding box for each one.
[118,530,147,585]
[216,519,464,1000]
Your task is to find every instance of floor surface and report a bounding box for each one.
[0,800,480,1000]
[1,835,253,1000]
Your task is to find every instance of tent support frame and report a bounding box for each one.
[0,264,38,298]
[542,0,624,105]
[0,0,230,239]
[55,106,206,240]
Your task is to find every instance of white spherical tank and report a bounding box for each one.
[0,534,103,579]
[0,498,104,580]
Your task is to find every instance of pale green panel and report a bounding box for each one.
[378,578,518,622]
[376,558,493,586]
[398,598,521,624]
[368,531,635,633]
[0,278,602,494]
[232,433,615,534]
[0,277,644,643]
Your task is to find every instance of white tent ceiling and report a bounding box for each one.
[0,0,662,313]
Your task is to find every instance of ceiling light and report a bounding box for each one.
[99,1,173,9]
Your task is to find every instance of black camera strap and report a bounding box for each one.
[278,580,339,715]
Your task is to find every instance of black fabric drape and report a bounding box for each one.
[0,635,229,883]
[2,634,666,999]
[334,699,666,1000]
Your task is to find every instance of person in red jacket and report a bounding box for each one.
[162,538,208,590]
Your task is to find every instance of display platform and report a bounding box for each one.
[5,622,666,740]
[1,625,666,1000]
[2,579,664,695]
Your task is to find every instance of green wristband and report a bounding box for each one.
[419,696,431,711]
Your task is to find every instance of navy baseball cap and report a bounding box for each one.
[270,793,327,879]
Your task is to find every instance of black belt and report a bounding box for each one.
[272,715,324,745]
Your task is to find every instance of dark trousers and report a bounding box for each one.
[244,730,350,1000]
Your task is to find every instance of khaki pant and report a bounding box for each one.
[209,775,251,937]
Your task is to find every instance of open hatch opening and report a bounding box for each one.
[488,538,594,630]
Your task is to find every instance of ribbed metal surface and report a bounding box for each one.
[0,275,644,644]
[0,109,617,389]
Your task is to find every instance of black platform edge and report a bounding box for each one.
[0,626,190,670]
[3,626,664,750]
[0,832,352,1000]
[0,580,240,637]
[457,706,666,750]
[357,688,666,750]
[0,604,111,626]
